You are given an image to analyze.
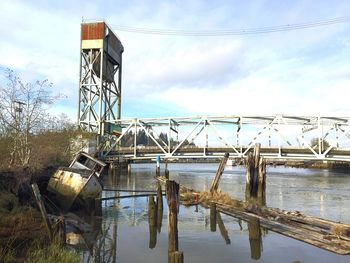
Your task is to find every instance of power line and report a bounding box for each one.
[111,15,350,36]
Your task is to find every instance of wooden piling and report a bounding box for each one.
[245,143,266,198]
[166,180,183,262]
[165,161,169,179]
[157,182,163,233]
[148,195,157,249]
[210,202,217,232]
[169,251,184,263]
[248,218,262,260]
[31,183,53,241]
[257,157,266,199]
[210,152,229,193]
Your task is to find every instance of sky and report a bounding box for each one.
[1,0,350,121]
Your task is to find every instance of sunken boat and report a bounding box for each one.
[47,152,106,211]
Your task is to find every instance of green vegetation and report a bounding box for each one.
[0,247,15,263]
[0,244,80,263]
[26,245,80,263]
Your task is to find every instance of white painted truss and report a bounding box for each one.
[100,115,350,162]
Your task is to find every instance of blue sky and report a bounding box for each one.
[1,0,350,120]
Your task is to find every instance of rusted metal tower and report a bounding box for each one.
[77,20,124,135]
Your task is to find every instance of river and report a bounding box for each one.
[76,163,350,262]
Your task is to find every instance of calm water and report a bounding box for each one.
[76,164,350,262]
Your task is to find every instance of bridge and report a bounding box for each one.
[76,21,350,163]
[99,114,350,162]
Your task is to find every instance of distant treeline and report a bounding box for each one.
[120,130,195,147]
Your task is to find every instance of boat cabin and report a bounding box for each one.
[69,152,106,178]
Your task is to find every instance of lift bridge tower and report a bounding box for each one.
[77,21,124,137]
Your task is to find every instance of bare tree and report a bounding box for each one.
[0,69,61,167]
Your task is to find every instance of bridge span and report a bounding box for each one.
[99,115,350,162]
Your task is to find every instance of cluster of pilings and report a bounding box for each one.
[124,144,267,261]
[148,179,183,262]
[244,143,266,260]
[245,143,266,203]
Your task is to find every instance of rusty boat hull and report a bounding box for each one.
[47,167,102,211]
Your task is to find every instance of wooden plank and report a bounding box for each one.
[216,202,350,255]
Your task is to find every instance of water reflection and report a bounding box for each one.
[216,212,231,245]
[148,196,157,249]
[245,180,266,260]
[248,218,262,260]
[70,164,350,263]
[148,182,164,249]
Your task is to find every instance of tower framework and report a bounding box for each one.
[78,21,124,135]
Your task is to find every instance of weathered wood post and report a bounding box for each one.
[165,161,169,179]
[156,182,163,233]
[166,180,183,263]
[31,183,53,241]
[248,218,262,260]
[169,251,184,263]
[210,152,229,193]
[148,195,157,249]
[245,143,266,199]
[257,157,266,200]
[210,202,217,232]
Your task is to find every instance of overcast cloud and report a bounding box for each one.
[1,0,350,119]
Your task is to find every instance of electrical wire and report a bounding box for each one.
[111,15,350,36]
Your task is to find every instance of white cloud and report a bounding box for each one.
[1,0,350,121]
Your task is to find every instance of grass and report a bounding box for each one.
[26,244,80,263]
[0,246,15,263]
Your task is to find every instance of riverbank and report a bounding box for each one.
[0,168,80,262]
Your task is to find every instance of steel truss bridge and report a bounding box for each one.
[100,115,350,162]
